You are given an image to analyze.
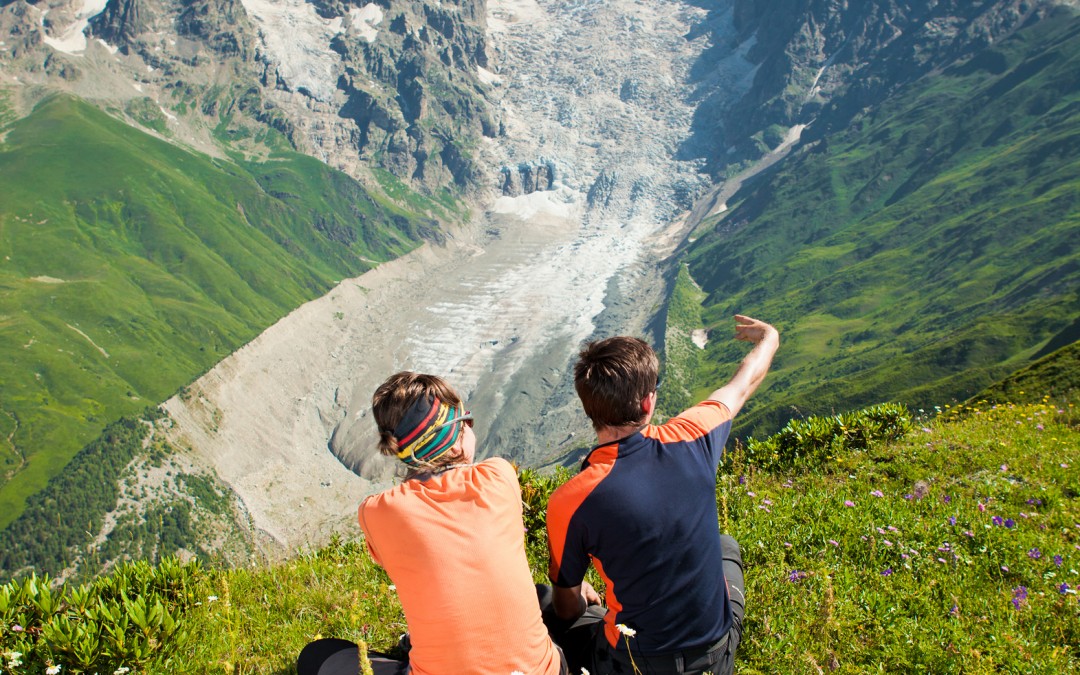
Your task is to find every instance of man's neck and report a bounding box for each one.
[595,423,647,445]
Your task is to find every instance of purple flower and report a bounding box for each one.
[992,516,1004,526]
[844,500,855,507]
[787,570,808,583]
[1054,555,1063,567]
[883,539,893,547]
[746,491,756,497]
[881,568,893,576]
[948,516,956,526]
[1001,464,1008,472]
[738,475,746,485]
[783,542,792,548]
[1028,548,1042,560]
[870,490,884,498]
[949,604,959,617]
[1001,565,1009,572]
[1036,423,1044,431]
[943,495,952,503]
[978,502,986,512]
[963,530,974,538]
[12,625,23,633]
[1012,586,1028,609]
[1026,498,1043,506]
[762,499,773,506]
[1004,518,1016,529]
[829,539,840,547]
[1060,582,1071,595]
[903,494,914,500]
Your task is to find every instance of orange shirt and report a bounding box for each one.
[358,457,561,675]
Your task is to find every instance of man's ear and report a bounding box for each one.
[641,391,656,416]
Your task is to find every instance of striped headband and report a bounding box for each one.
[392,395,468,467]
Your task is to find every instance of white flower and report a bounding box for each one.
[615,624,636,637]
[114,667,131,675]
[46,665,62,674]
[581,669,591,675]
[7,652,23,668]
[207,595,219,603]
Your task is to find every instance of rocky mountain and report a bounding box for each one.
[0,0,496,192]
[2,0,1079,577]
[687,0,1080,174]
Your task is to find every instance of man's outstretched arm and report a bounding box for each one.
[708,315,780,417]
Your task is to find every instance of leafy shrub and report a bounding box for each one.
[0,557,199,673]
[742,403,913,471]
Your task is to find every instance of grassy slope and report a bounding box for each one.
[683,11,1080,438]
[0,95,426,528]
[6,397,1076,672]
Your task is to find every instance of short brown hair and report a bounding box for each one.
[371,372,462,459]
[574,336,659,430]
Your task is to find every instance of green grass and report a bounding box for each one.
[682,12,1080,439]
[0,95,439,528]
[3,398,1077,673]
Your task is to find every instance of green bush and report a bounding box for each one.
[743,402,913,470]
[0,557,200,673]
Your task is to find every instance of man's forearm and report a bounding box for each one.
[709,324,779,416]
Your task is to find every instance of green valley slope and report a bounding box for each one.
[0,95,439,528]
[681,9,1080,438]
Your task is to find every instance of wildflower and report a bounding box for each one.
[883,540,893,547]
[1001,464,1008,472]
[1026,498,1043,506]
[11,625,22,632]
[921,427,932,433]
[937,557,947,564]
[783,542,792,548]
[870,490,884,498]
[114,668,131,675]
[207,595,219,603]
[787,570,808,583]
[6,652,23,668]
[901,553,909,560]
[882,568,893,576]
[963,530,974,538]
[943,495,952,503]
[1001,566,1010,572]
[757,505,771,512]
[1036,424,1044,431]
[1054,555,1063,567]
[746,491,756,497]
[948,516,956,526]
[887,525,898,532]
[581,669,590,675]
[949,604,959,617]
[762,499,773,506]
[992,516,1004,526]
[828,539,839,547]
[844,500,855,507]
[1062,463,1070,469]
[978,502,986,512]
[1028,548,1042,560]
[1060,582,1071,595]
[615,624,636,637]
[877,527,886,534]
[738,475,746,485]
[46,666,62,675]
[1004,519,1016,529]
[1012,586,1028,610]
[903,494,913,500]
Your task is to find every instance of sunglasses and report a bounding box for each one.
[435,410,474,430]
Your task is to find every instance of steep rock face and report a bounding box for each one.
[686,0,1078,174]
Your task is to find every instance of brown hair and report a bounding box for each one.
[371,372,463,459]
[573,336,659,430]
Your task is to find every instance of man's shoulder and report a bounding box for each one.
[646,400,732,443]
[548,444,620,514]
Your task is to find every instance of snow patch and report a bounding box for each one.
[348,4,382,42]
[691,329,708,350]
[41,0,110,54]
[490,187,579,221]
[96,38,118,55]
[239,0,358,101]
[477,66,501,85]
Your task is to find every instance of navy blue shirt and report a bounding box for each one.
[547,400,734,655]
